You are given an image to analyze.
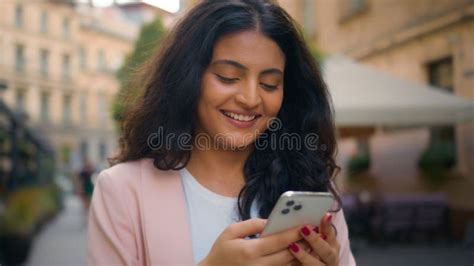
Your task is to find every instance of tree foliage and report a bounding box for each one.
[113,16,165,124]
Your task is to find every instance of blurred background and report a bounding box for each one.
[0,0,473,265]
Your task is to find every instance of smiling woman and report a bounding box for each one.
[197,31,284,149]
[87,1,355,265]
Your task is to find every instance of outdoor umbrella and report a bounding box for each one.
[323,56,474,126]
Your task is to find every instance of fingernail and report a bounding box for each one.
[289,243,299,252]
[301,226,311,236]
[322,234,327,240]
[326,213,332,222]
[313,225,319,234]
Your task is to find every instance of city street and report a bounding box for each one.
[26,194,87,266]
[25,192,474,266]
[352,237,473,265]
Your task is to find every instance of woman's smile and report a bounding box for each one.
[220,110,262,129]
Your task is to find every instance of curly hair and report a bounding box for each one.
[111,0,341,220]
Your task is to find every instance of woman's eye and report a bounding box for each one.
[215,74,239,83]
[260,83,278,91]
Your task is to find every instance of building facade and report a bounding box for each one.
[180,0,474,235]
[180,0,474,182]
[279,0,474,178]
[0,0,137,173]
[280,0,474,236]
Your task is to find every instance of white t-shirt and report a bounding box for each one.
[179,168,258,264]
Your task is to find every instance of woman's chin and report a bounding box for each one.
[215,136,255,151]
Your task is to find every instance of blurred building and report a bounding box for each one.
[0,0,171,174]
[180,0,474,179]
[278,0,474,237]
[180,0,474,236]
[279,0,474,176]
[117,1,175,28]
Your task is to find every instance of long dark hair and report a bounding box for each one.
[112,0,341,219]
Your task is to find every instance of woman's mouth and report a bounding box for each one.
[220,110,261,128]
[222,111,258,121]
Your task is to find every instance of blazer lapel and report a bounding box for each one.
[140,159,194,265]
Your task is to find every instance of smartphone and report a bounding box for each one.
[260,191,334,237]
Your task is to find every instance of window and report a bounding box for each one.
[349,0,366,13]
[62,94,72,124]
[99,141,107,161]
[428,57,454,93]
[40,11,48,33]
[79,47,87,70]
[15,4,24,28]
[0,81,7,92]
[98,93,107,121]
[340,0,367,21]
[427,56,456,163]
[97,49,107,72]
[80,140,89,160]
[15,89,26,112]
[40,91,50,122]
[15,44,25,72]
[62,18,70,39]
[79,94,87,122]
[62,54,71,80]
[40,49,49,76]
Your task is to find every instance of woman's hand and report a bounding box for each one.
[288,213,340,266]
[199,218,303,266]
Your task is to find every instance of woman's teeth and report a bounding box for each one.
[223,111,256,122]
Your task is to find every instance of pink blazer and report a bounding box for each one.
[87,158,356,265]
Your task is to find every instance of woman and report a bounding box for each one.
[87,0,355,265]
[75,158,95,210]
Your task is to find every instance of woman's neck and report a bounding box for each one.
[185,145,252,197]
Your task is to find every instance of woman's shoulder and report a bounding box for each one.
[96,158,179,191]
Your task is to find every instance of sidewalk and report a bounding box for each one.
[26,194,88,266]
[24,193,474,266]
[352,237,474,266]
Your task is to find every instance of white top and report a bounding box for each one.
[179,168,258,264]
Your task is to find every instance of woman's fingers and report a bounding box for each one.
[299,224,339,265]
[320,213,340,251]
[258,248,296,265]
[256,240,312,266]
[288,242,325,266]
[222,218,267,239]
[252,225,302,255]
[296,240,312,253]
[251,237,311,266]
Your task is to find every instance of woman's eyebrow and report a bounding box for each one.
[211,59,283,76]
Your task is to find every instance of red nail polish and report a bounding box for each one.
[313,225,319,234]
[326,214,332,222]
[301,226,311,236]
[289,243,299,252]
[322,234,327,240]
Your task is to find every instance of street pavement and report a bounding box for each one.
[26,194,87,266]
[25,193,473,266]
[352,237,474,266]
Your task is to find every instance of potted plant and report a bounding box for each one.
[347,152,371,177]
[418,141,456,188]
[0,186,59,264]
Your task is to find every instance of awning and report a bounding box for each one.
[323,56,474,126]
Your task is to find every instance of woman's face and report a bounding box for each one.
[196,30,285,150]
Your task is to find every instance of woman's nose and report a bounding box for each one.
[235,81,262,109]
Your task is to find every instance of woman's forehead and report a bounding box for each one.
[211,31,285,71]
